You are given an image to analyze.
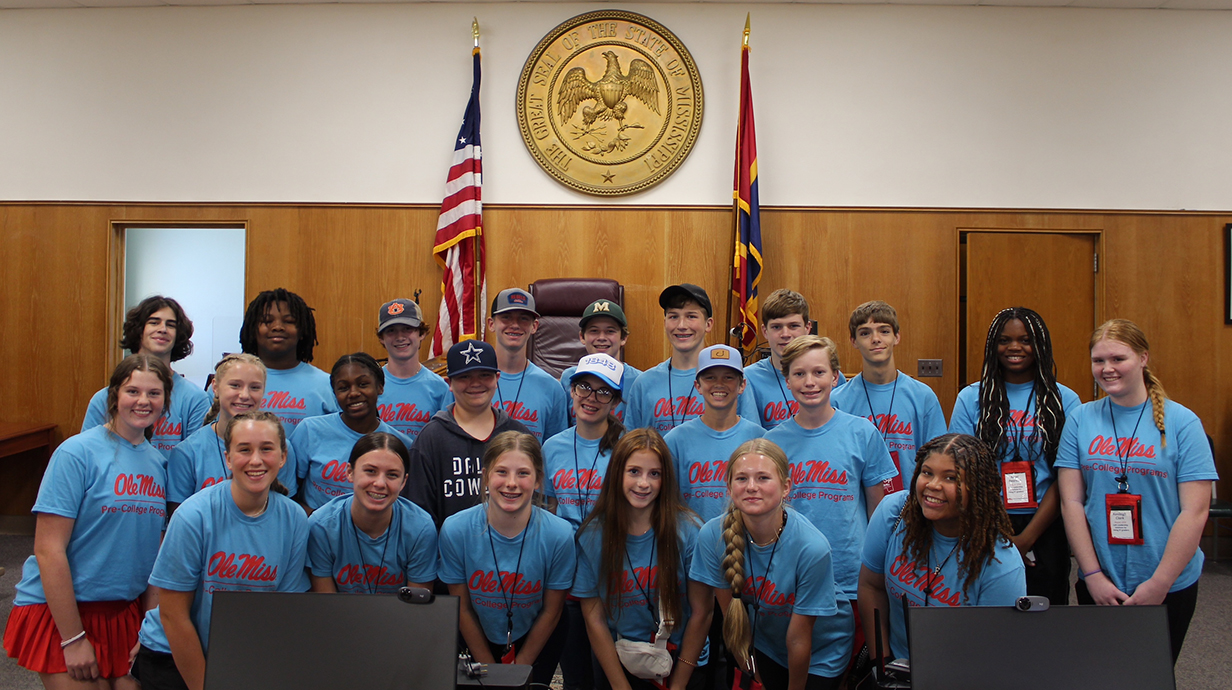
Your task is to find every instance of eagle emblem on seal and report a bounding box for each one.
[557,51,660,155]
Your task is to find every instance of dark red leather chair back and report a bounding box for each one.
[527,278,623,378]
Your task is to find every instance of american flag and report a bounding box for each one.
[431,45,486,357]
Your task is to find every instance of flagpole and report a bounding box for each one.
[726,15,751,350]
[472,17,482,342]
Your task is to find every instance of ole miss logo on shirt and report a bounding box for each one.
[741,575,795,615]
[552,469,603,492]
[263,391,307,411]
[612,565,658,608]
[762,401,798,424]
[1084,436,1167,479]
[153,417,183,438]
[888,554,961,606]
[654,397,704,419]
[497,402,539,423]
[863,413,913,436]
[468,570,543,607]
[337,563,402,590]
[104,473,167,517]
[379,403,433,426]
[207,551,279,584]
[687,459,730,486]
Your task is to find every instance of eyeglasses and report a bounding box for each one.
[572,381,615,404]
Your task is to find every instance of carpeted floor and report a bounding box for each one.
[1,532,1230,689]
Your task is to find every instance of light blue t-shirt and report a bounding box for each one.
[559,362,642,425]
[137,482,310,654]
[574,518,708,663]
[14,427,167,606]
[744,358,845,431]
[625,360,759,435]
[82,372,211,458]
[494,362,569,442]
[765,413,898,598]
[437,505,576,645]
[166,422,299,505]
[665,417,765,522]
[690,508,849,678]
[542,427,614,530]
[261,362,339,431]
[378,365,451,440]
[290,413,413,510]
[832,372,947,492]
[862,490,1026,660]
[1054,398,1217,595]
[949,380,1082,514]
[307,495,438,592]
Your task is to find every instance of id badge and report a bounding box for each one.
[1001,460,1037,509]
[882,451,904,495]
[501,643,517,665]
[733,667,763,690]
[1105,493,1144,545]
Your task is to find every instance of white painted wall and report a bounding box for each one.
[1,3,1229,209]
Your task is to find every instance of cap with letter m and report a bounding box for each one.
[579,299,627,329]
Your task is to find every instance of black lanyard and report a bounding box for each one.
[923,540,959,606]
[745,511,784,668]
[861,375,899,443]
[772,364,794,421]
[211,423,229,479]
[624,532,659,628]
[347,501,399,594]
[573,431,603,513]
[1108,399,1147,494]
[487,510,532,650]
[496,366,528,414]
[666,361,696,430]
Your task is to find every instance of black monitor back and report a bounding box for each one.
[908,604,1174,690]
[204,591,459,690]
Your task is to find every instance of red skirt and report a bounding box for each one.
[3,600,141,678]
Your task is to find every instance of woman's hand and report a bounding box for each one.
[1084,572,1129,606]
[62,635,99,682]
[1010,533,1036,565]
[1125,577,1169,606]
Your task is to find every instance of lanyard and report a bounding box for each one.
[624,532,659,628]
[772,365,794,420]
[745,511,784,670]
[211,422,230,480]
[923,540,959,606]
[573,431,603,513]
[487,510,532,650]
[1108,399,1147,494]
[861,375,899,443]
[496,367,528,414]
[347,501,399,594]
[666,361,696,430]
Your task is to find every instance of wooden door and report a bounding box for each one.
[964,232,1098,401]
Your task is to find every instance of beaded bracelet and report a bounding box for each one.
[677,657,698,668]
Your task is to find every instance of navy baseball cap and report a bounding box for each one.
[659,283,712,317]
[447,340,498,377]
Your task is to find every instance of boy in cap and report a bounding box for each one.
[486,288,570,442]
[402,340,530,529]
[375,298,450,441]
[831,300,946,492]
[744,288,846,431]
[558,299,642,424]
[625,283,758,433]
[665,345,765,522]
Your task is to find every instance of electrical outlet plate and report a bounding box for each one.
[918,359,943,378]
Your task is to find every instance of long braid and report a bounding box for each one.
[976,310,1014,458]
[900,434,1015,596]
[1091,319,1169,448]
[720,508,752,669]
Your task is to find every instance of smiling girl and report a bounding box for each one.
[949,307,1081,605]
[306,432,437,594]
[130,410,309,690]
[858,434,1025,663]
[438,432,575,688]
[574,429,704,690]
[1057,319,1215,663]
[290,353,412,510]
[4,355,172,689]
[686,439,848,690]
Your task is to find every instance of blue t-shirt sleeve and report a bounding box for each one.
[305,513,336,578]
[81,389,107,432]
[862,428,899,487]
[1053,413,1081,470]
[279,442,299,499]
[405,514,439,584]
[1172,408,1218,482]
[33,445,90,519]
[790,541,838,617]
[290,422,312,484]
[572,529,601,598]
[436,518,466,584]
[688,520,728,590]
[149,505,207,592]
[861,494,902,574]
[546,519,577,590]
[167,443,197,505]
[282,514,312,593]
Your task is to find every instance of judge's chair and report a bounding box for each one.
[526,278,623,379]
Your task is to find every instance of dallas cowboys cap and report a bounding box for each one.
[659,283,713,318]
[570,353,625,391]
[377,298,424,333]
[446,340,498,377]
[579,299,627,329]
[697,345,743,376]
[491,288,539,317]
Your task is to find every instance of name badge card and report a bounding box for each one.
[1000,460,1038,509]
[882,451,904,495]
[1105,493,1144,545]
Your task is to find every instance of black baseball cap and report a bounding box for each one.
[659,283,712,318]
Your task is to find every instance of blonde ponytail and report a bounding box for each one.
[721,508,752,670]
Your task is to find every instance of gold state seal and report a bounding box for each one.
[516,10,704,196]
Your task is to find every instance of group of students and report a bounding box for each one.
[1,282,1216,690]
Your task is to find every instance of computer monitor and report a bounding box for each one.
[204,591,459,690]
[908,603,1174,690]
